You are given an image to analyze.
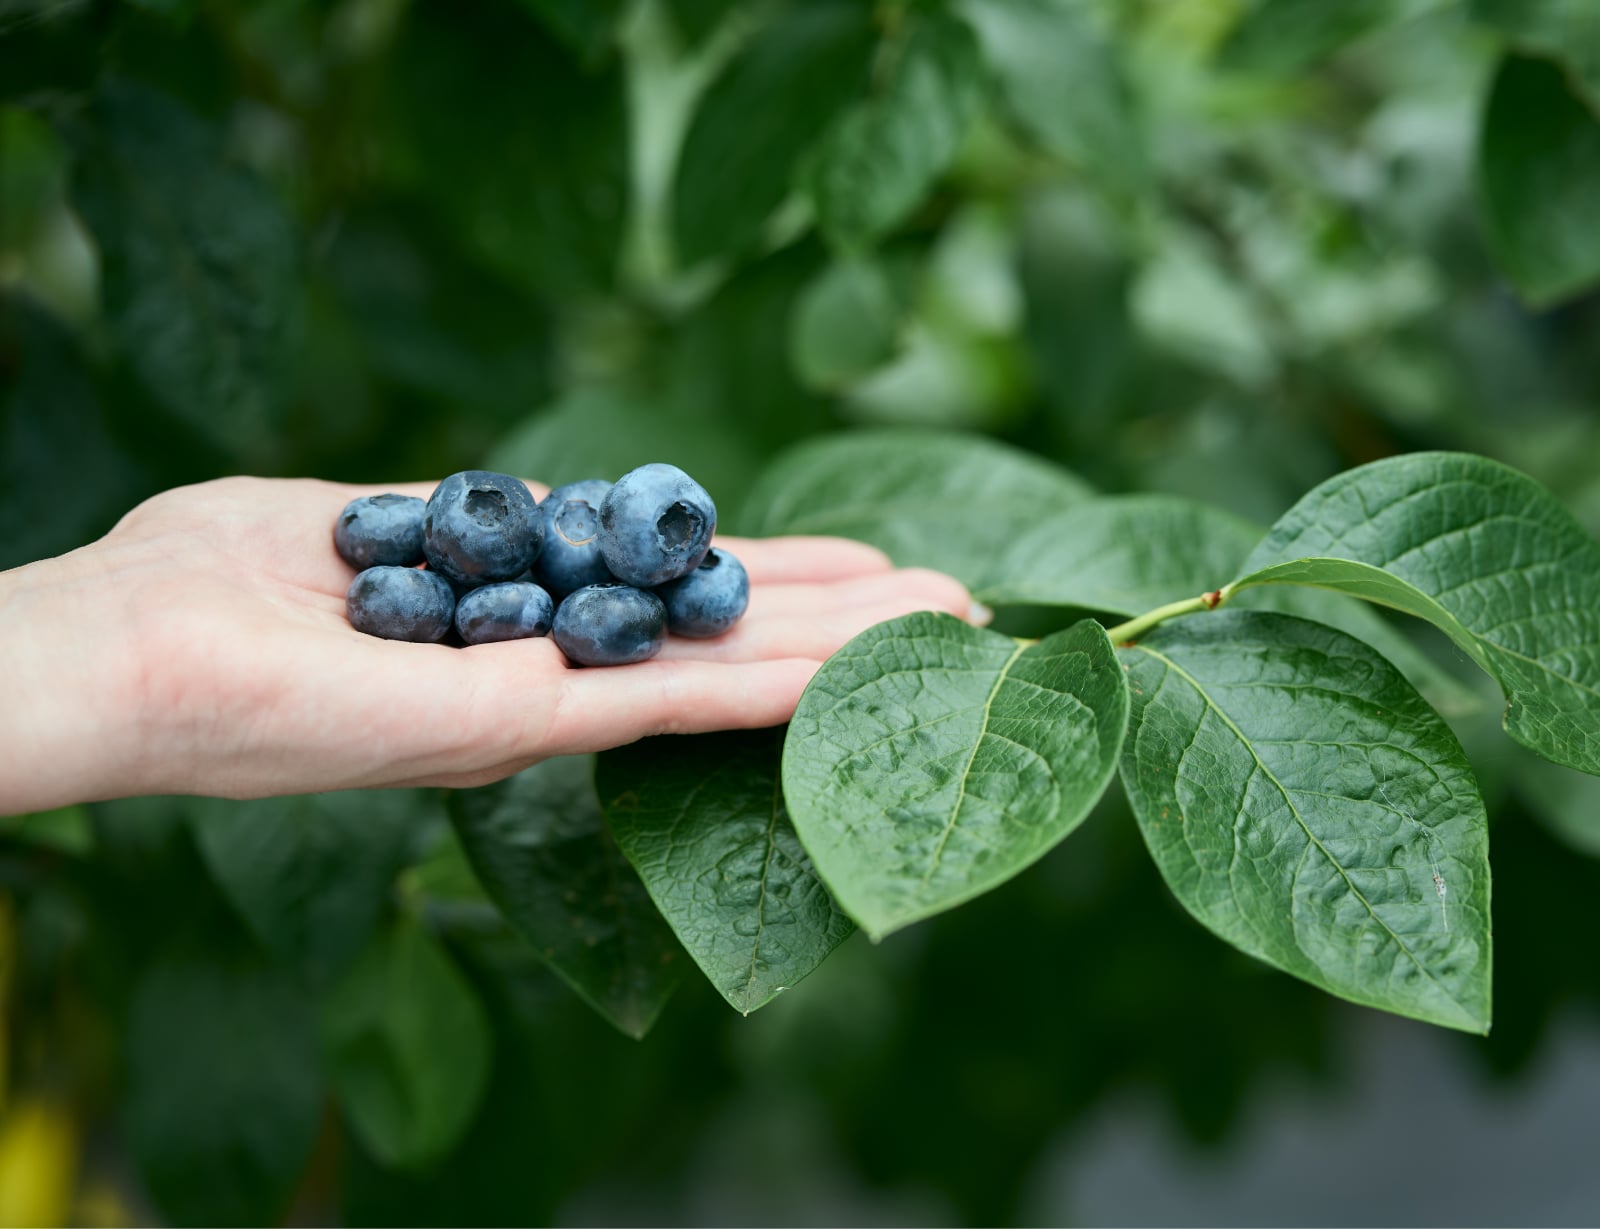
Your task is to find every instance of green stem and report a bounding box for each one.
[1104,584,1234,645]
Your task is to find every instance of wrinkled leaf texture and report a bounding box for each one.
[1119,611,1491,1032]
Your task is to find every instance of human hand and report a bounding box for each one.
[0,476,984,814]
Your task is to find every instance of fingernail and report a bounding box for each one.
[967,601,993,626]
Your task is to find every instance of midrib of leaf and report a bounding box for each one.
[919,639,1027,888]
[739,772,783,1013]
[1128,642,1470,1015]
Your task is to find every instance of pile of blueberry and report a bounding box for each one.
[335,464,749,666]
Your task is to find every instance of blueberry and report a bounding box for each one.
[333,493,426,570]
[654,548,749,638]
[552,583,667,667]
[422,471,543,587]
[346,567,456,642]
[455,581,556,645]
[598,463,716,588]
[533,479,616,599]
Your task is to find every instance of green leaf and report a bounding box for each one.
[1217,0,1448,75]
[973,494,1262,612]
[958,488,1479,714]
[788,256,903,391]
[1238,586,1486,721]
[806,14,983,248]
[1477,53,1600,306]
[126,943,323,1225]
[673,4,876,265]
[191,791,429,988]
[598,730,854,1015]
[321,917,492,1172]
[1472,0,1600,115]
[68,81,298,454]
[1235,452,1600,776]
[1119,611,1491,1033]
[784,614,1129,939]
[450,756,681,1039]
[959,0,1146,201]
[740,428,1092,586]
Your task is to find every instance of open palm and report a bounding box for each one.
[1,476,978,810]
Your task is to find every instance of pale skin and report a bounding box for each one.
[0,476,985,816]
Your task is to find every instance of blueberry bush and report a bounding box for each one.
[5,0,1600,1223]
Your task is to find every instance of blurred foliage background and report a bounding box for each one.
[3,0,1600,1224]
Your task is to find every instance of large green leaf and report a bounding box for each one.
[191,791,428,988]
[126,943,323,1226]
[598,730,854,1015]
[784,614,1128,939]
[740,428,1092,586]
[1473,0,1600,115]
[1119,611,1491,1033]
[320,917,492,1172]
[965,492,1479,715]
[68,81,298,453]
[450,756,682,1038]
[673,4,876,265]
[1477,54,1600,306]
[972,494,1261,612]
[806,13,983,248]
[959,0,1146,201]
[1235,452,1600,775]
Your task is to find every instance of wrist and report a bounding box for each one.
[0,542,151,814]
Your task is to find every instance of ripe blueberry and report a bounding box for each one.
[346,567,456,642]
[534,479,616,599]
[654,548,749,638]
[422,471,544,587]
[552,583,668,667]
[598,463,716,588]
[455,581,556,645]
[333,493,426,570]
